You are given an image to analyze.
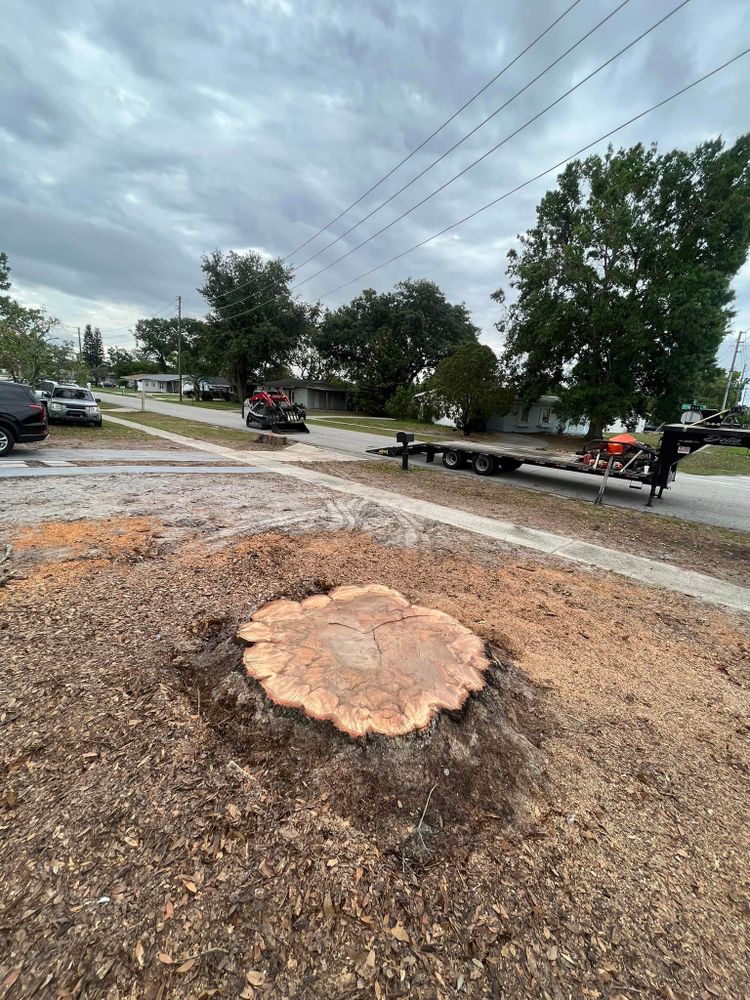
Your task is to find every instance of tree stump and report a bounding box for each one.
[237,585,489,738]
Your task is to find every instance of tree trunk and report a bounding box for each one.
[586,419,605,440]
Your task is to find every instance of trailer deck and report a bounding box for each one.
[367,413,750,508]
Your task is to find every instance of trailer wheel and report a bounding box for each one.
[498,457,523,472]
[472,453,496,476]
[441,449,466,470]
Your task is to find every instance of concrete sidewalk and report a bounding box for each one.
[101,412,750,614]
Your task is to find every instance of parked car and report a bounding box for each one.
[0,381,49,456]
[46,386,103,427]
[101,379,117,388]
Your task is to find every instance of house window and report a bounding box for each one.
[519,406,531,425]
[540,407,551,425]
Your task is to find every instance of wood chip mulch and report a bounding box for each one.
[1,518,748,1000]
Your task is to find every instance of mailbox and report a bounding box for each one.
[396,431,414,444]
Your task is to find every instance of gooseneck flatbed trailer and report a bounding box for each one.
[366,409,750,507]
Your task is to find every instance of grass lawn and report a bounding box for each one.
[106,411,283,450]
[148,395,241,412]
[46,421,154,444]
[305,416,465,440]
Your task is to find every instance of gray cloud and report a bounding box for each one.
[1,0,748,359]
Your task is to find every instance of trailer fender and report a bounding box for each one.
[498,457,523,472]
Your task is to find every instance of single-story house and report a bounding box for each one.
[183,376,233,399]
[487,396,645,436]
[261,379,352,411]
[123,374,181,393]
[486,395,587,435]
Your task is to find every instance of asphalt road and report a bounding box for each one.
[95,392,749,531]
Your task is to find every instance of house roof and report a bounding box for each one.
[128,373,179,381]
[263,378,352,392]
[200,376,231,386]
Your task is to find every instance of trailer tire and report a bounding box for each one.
[498,457,523,472]
[472,453,496,476]
[441,449,466,470]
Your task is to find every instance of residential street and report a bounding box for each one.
[95,392,750,531]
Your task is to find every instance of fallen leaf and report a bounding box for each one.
[323,892,335,917]
[134,941,145,968]
[391,924,410,943]
[158,953,173,965]
[176,959,196,974]
[1,968,21,991]
[326,858,338,868]
[547,945,558,961]
[246,970,265,986]
[365,949,376,968]
[124,836,139,848]
[164,899,174,920]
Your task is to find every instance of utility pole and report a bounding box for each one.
[77,326,82,358]
[177,295,183,402]
[721,330,744,410]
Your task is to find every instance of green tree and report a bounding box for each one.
[0,252,11,314]
[688,362,748,410]
[0,300,84,384]
[497,137,750,438]
[81,324,105,369]
[105,346,158,377]
[134,316,210,371]
[316,279,479,414]
[429,343,513,436]
[198,250,308,398]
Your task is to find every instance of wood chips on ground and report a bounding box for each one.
[307,460,750,587]
[0,515,748,1000]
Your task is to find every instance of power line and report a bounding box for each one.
[278,0,586,265]
[221,46,750,325]
[214,0,586,308]
[220,0,689,322]
[290,0,633,274]
[286,0,692,298]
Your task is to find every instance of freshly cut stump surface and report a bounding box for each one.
[237,584,489,737]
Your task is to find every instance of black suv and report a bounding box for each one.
[0,381,49,456]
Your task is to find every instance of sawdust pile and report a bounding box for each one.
[0,521,748,999]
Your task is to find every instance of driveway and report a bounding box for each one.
[94,392,749,532]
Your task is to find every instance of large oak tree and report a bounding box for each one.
[198,250,309,398]
[496,137,750,437]
[316,279,479,414]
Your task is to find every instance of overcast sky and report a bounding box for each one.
[1,0,749,373]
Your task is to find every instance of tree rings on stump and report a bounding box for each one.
[237,584,489,737]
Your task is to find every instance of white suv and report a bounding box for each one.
[46,386,102,427]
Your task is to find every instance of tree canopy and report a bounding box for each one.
[198,250,309,398]
[134,316,210,372]
[497,136,750,436]
[429,342,513,436]
[0,253,86,385]
[316,279,479,414]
